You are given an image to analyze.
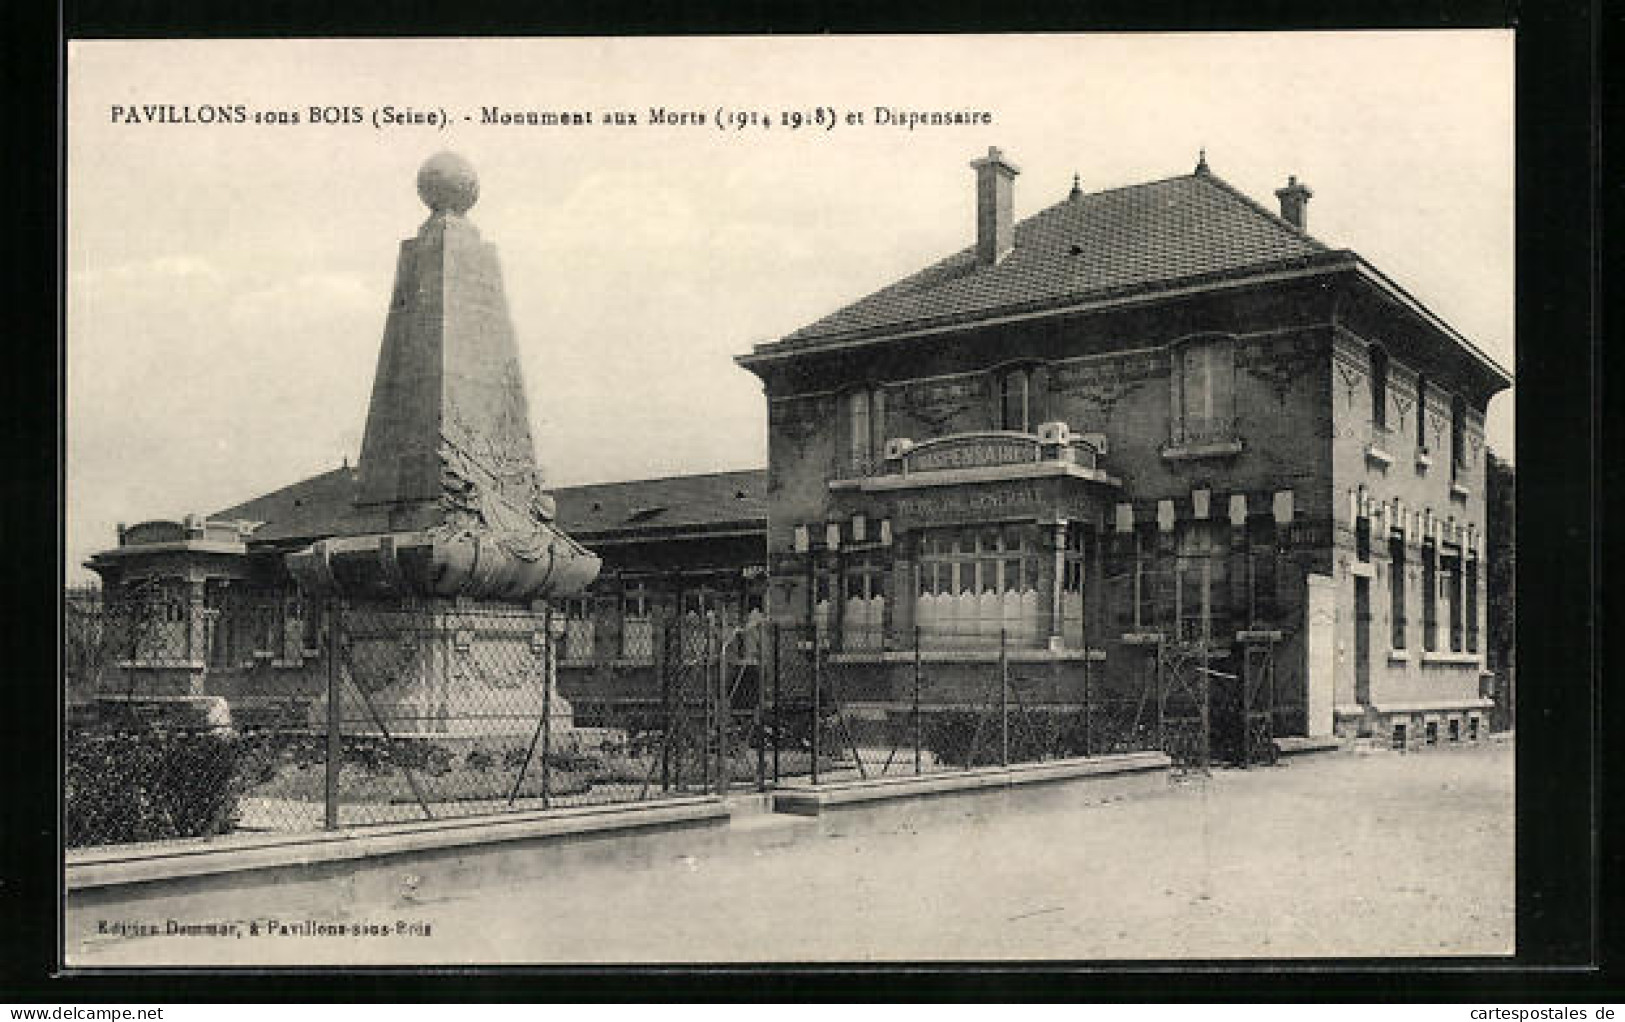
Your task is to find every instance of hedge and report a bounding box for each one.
[65,727,243,847]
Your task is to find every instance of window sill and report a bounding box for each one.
[1388,650,1410,663]
[1348,560,1375,579]
[1421,651,1481,667]
[1160,439,1244,462]
[1364,444,1394,467]
[1414,450,1432,471]
[1450,481,1472,500]
[116,659,207,670]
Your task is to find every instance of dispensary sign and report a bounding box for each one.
[904,434,1041,474]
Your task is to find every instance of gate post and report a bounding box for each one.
[771,624,781,784]
[755,622,766,793]
[323,598,340,831]
[913,625,922,775]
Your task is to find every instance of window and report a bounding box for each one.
[916,524,1041,647]
[1171,338,1236,445]
[560,598,595,661]
[1174,521,1229,643]
[1450,394,1467,480]
[1355,514,1371,562]
[847,389,870,472]
[1246,517,1280,627]
[997,366,1033,432]
[1391,722,1407,751]
[205,581,233,668]
[1468,717,1479,742]
[1416,376,1429,451]
[1132,525,1162,631]
[811,569,835,642]
[1369,346,1389,431]
[1060,523,1088,646]
[1465,555,1479,653]
[281,595,304,660]
[1422,542,1438,652]
[620,584,653,660]
[1448,718,1461,742]
[841,386,886,475]
[841,555,888,650]
[1389,536,1407,650]
[1425,720,1439,746]
[1443,551,1463,652]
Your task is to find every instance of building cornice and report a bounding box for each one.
[1348,258,1513,389]
[736,253,1357,370]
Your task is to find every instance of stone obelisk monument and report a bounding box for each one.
[288,152,599,735]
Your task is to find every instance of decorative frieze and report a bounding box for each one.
[771,392,836,443]
[896,376,986,430]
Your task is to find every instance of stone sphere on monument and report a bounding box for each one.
[416,151,480,215]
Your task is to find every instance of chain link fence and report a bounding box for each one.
[65,585,1282,849]
[64,595,764,849]
[766,624,1172,783]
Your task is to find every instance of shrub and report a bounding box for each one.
[65,726,244,847]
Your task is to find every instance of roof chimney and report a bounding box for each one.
[970,146,1020,265]
[1275,174,1313,231]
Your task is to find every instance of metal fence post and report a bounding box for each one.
[771,624,781,785]
[718,620,731,796]
[659,615,671,792]
[1000,628,1010,767]
[755,623,766,793]
[1082,646,1092,758]
[810,626,821,786]
[324,598,340,830]
[913,625,922,774]
[540,605,553,809]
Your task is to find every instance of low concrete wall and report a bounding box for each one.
[66,798,730,953]
[1276,736,1343,757]
[66,754,1178,963]
[772,752,1172,823]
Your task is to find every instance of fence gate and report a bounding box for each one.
[1156,640,1211,772]
[1238,630,1281,767]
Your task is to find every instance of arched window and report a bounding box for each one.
[1369,346,1389,431]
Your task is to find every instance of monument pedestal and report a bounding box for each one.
[309,598,574,740]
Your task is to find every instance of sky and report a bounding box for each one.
[65,33,1515,583]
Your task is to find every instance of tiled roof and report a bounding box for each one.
[213,466,768,546]
[768,169,1334,350]
[213,466,361,544]
[550,468,766,537]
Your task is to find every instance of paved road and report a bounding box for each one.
[71,741,1513,964]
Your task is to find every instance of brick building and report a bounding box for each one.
[83,148,1508,752]
[736,148,1509,749]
